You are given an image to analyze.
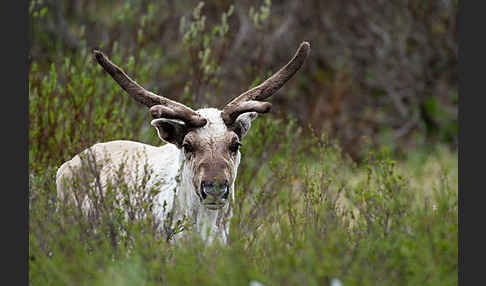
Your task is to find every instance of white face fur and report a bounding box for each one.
[182,108,241,210]
[153,108,245,211]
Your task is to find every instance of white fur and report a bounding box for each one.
[56,108,238,244]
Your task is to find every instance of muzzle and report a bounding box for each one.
[200,181,229,210]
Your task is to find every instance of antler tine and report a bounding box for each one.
[221,42,310,125]
[93,50,206,128]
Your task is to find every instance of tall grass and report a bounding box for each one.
[29,120,457,285]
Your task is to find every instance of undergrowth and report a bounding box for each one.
[29,122,458,285]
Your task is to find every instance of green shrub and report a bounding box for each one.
[29,126,458,285]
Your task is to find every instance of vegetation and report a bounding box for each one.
[29,1,457,285]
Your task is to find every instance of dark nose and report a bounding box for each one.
[200,180,229,200]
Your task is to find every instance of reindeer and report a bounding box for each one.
[56,42,310,244]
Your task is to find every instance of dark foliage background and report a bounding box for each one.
[29,0,458,161]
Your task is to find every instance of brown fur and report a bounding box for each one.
[182,130,240,198]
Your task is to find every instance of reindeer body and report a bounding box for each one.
[57,108,238,244]
[56,42,310,245]
[56,140,181,219]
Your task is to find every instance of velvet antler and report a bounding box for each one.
[221,42,310,126]
[93,50,207,128]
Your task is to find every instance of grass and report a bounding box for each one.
[29,116,458,285]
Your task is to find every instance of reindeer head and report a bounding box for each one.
[93,42,310,210]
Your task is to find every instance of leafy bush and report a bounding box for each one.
[29,127,458,285]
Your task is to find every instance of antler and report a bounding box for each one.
[221,41,310,126]
[93,50,207,128]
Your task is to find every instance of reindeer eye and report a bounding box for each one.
[182,143,194,153]
[229,142,242,153]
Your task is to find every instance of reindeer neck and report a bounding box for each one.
[171,152,230,244]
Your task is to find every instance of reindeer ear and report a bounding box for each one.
[231,112,258,139]
[151,119,188,148]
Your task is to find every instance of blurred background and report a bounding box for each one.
[29,0,458,162]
